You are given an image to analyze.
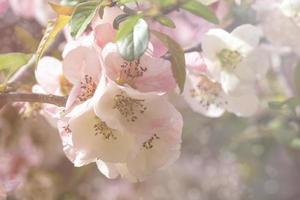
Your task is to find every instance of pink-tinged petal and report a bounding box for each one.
[94,23,116,48]
[66,100,134,163]
[135,54,176,93]
[102,43,176,93]
[185,52,208,75]
[126,115,183,181]
[35,56,62,95]
[63,46,102,84]
[62,33,94,57]
[183,74,225,117]
[220,71,240,94]
[94,82,181,141]
[0,0,8,16]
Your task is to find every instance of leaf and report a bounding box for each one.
[14,26,39,52]
[269,97,300,110]
[117,19,149,61]
[181,0,219,24]
[36,15,70,61]
[113,14,130,30]
[0,53,32,82]
[294,62,300,97]
[154,16,176,28]
[151,30,186,93]
[49,2,75,16]
[115,15,142,41]
[70,1,100,39]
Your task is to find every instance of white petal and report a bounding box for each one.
[231,24,262,49]
[35,57,62,95]
[220,71,240,93]
[224,87,259,116]
[68,103,133,163]
[183,74,225,117]
[96,160,120,179]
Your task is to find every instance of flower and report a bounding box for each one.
[102,43,176,93]
[58,79,183,181]
[183,52,259,117]
[202,24,269,93]
[257,0,300,55]
[62,45,102,109]
[34,57,71,126]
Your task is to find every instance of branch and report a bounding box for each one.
[163,43,202,59]
[0,93,67,107]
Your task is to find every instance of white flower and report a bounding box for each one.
[202,24,269,93]
[184,51,259,117]
[184,72,259,117]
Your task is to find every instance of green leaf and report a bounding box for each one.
[151,30,186,93]
[269,97,300,110]
[113,14,130,30]
[154,16,176,28]
[117,19,149,61]
[36,15,71,61]
[70,1,100,39]
[294,62,300,97]
[0,53,32,82]
[181,0,219,24]
[115,15,142,41]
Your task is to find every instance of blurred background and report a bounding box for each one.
[1,0,300,200]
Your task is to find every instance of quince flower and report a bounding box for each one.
[183,52,259,117]
[102,43,176,93]
[58,79,183,181]
[202,24,269,93]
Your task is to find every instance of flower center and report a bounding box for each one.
[94,117,117,140]
[217,49,242,71]
[143,134,160,150]
[59,75,73,96]
[116,59,148,87]
[190,75,227,109]
[113,91,147,122]
[77,75,97,102]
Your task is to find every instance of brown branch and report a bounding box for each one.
[0,93,67,107]
[163,43,202,59]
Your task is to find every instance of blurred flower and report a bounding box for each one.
[202,24,269,93]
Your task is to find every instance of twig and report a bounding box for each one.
[163,43,202,59]
[0,93,67,107]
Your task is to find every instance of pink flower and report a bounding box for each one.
[58,79,183,181]
[8,0,55,25]
[0,0,8,16]
[102,42,176,93]
[62,45,102,109]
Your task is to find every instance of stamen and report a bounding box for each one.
[93,117,117,140]
[77,75,97,102]
[143,134,160,150]
[113,91,147,122]
[117,59,148,86]
[190,75,227,109]
[217,49,242,71]
[63,124,72,134]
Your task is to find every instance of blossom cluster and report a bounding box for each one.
[30,0,277,182]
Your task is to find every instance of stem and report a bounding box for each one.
[0,93,67,107]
